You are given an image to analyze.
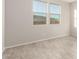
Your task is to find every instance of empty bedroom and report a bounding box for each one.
[3,0,77,59]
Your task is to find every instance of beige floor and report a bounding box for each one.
[3,36,77,59]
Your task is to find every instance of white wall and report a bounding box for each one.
[70,2,77,37]
[5,0,70,48]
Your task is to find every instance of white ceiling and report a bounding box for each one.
[41,0,76,3]
[61,0,76,2]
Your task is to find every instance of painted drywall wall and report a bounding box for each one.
[70,2,77,37]
[5,0,70,48]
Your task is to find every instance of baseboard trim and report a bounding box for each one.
[4,34,69,51]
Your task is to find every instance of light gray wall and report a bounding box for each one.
[5,0,70,48]
[70,2,77,37]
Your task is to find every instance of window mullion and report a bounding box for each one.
[47,3,50,24]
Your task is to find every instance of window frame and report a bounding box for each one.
[32,0,61,25]
[48,3,61,24]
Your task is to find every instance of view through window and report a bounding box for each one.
[33,0,61,25]
[49,3,60,24]
[33,0,47,25]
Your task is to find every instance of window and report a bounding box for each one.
[33,0,61,25]
[33,0,47,25]
[49,3,60,24]
[74,9,77,27]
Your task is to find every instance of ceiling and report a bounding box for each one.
[40,0,76,3]
[61,0,76,2]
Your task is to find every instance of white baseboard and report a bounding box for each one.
[4,34,69,52]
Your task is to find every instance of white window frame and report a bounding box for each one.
[33,0,61,25]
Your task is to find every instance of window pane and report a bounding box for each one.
[49,4,60,14]
[50,14,60,24]
[33,0,47,25]
[49,4,61,24]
